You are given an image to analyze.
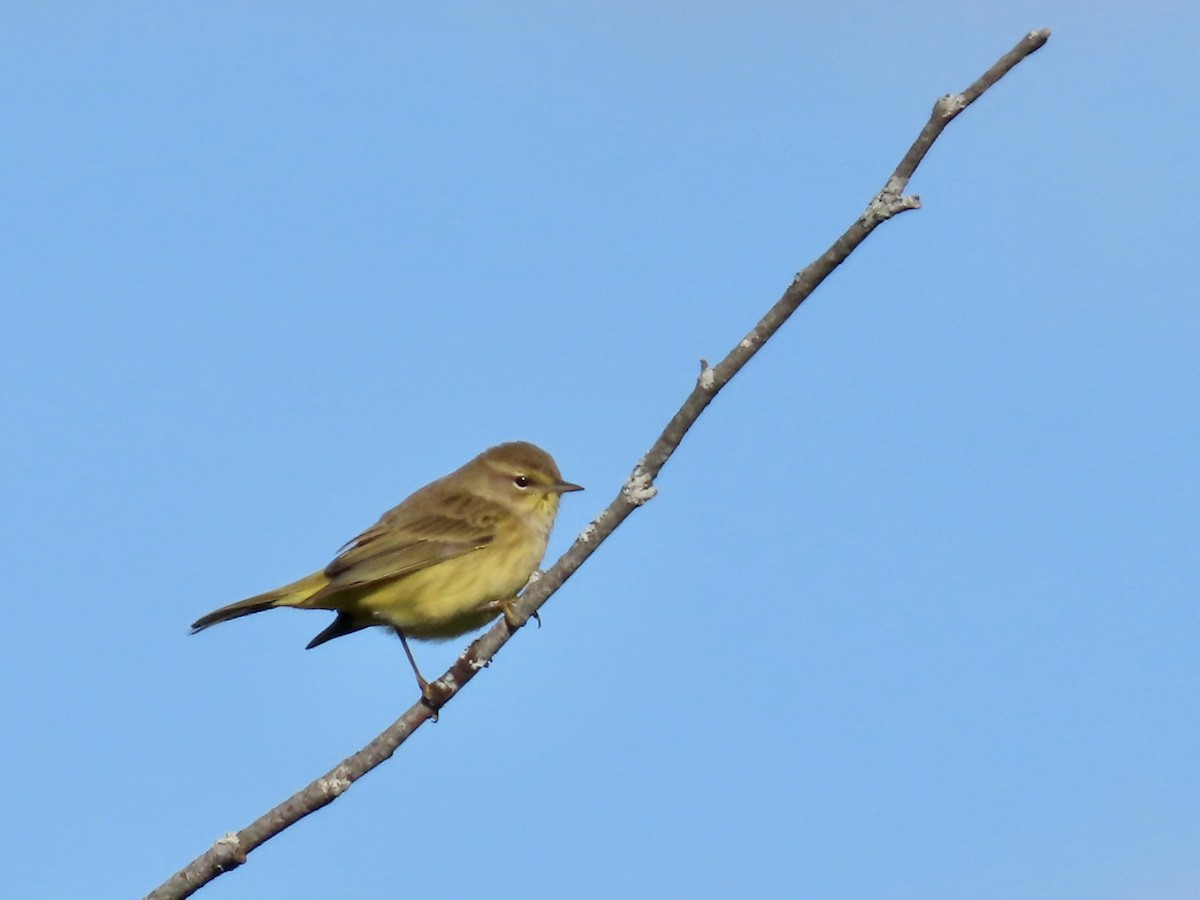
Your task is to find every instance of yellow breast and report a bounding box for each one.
[354,520,549,640]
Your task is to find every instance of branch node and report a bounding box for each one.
[934,93,967,119]
[862,187,922,224]
[213,833,246,868]
[697,359,716,391]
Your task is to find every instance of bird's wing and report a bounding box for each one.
[321,492,502,589]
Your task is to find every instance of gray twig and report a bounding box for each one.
[145,28,1051,900]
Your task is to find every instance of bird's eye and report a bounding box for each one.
[513,475,532,489]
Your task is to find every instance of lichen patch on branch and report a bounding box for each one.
[623,471,658,505]
[317,770,351,797]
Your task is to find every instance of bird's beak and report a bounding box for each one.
[548,481,584,494]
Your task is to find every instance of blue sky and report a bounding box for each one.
[3,3,1198,899]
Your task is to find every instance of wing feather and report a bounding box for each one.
[320,490,502,590]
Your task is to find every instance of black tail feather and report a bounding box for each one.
[191,596,279,633]
[306,612,369,649]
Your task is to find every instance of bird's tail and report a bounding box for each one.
[190,571,328,633]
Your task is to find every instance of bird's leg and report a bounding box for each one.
[396,630,443,716]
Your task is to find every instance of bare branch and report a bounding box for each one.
[146,28,1051,900]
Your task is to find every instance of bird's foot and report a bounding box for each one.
[418,677,450,721]
[496,599,541,631]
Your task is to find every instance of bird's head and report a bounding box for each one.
[472,441,583,520]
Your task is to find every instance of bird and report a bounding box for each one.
[191,441,582,700]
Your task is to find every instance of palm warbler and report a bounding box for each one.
[191,441,582,697]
